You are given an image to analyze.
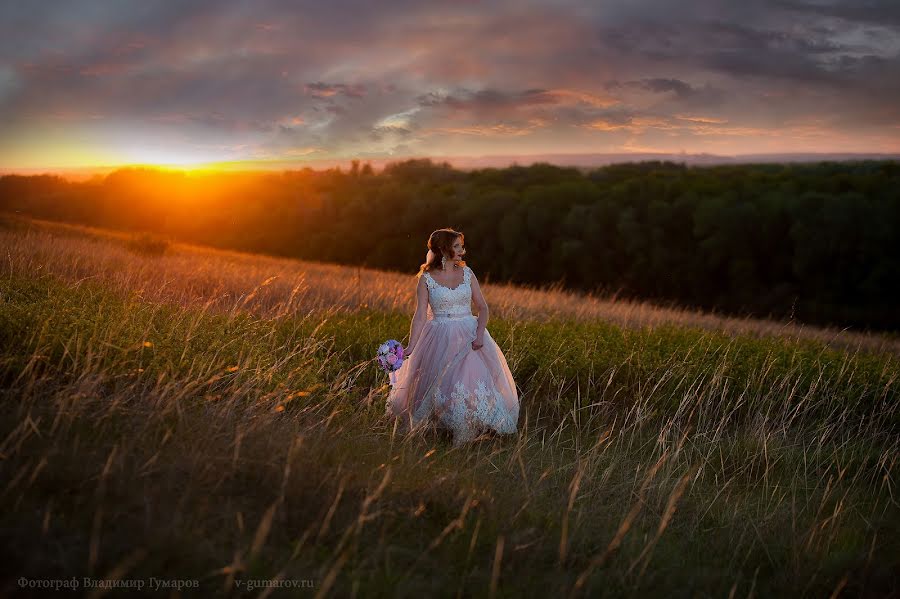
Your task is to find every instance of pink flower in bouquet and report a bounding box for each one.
[376,338,406,386]
[376,339,405,373]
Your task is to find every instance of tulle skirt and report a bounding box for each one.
[385,314,519,445]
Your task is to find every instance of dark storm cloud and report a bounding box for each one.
[772,0,900,27]
[641,79,697,97]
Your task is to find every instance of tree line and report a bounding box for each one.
[2,159,898,332]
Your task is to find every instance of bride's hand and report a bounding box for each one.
[471,337,484,351]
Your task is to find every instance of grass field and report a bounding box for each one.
[1,215,897,597]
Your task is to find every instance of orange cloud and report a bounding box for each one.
[284,147,325,156]
[540,88,618,108]
[430,124,536,137]
[586,116,775,137]
[675,115,729,124]
[584,118,675,133]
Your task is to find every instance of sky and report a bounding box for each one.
[1,0,899,170]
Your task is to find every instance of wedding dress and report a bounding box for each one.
[385,265,519,445]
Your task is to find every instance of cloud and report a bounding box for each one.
[771,0,900,27]
[1,0,898,167]
[638,79,699,97]
[304,82,367,99]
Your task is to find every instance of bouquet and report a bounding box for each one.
[376,339,405,385]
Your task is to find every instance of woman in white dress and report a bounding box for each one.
[385,228,519,446]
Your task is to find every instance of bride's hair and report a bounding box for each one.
[417,228,466,277]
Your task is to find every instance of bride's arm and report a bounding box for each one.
[471,271,488,341]
[406,276,429,353]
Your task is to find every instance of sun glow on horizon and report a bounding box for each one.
[0,147,251,175]
[117,146,221,169]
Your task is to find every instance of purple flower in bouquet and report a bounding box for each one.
[376,339,405,385]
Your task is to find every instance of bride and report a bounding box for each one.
[385,228,519,446]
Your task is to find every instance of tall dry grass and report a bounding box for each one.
[0,215,897,597]
[3,215,897,355]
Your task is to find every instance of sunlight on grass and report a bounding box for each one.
[3,214,898,355]
[0,215,897,596]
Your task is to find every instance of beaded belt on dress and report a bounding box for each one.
[432,312,474,320]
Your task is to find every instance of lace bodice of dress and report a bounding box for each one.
[423,266,473,317]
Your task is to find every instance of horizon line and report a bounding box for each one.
[3,150,899,179]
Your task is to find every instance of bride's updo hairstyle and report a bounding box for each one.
[417,228,466,277]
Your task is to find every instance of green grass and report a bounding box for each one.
[1,250,898,596]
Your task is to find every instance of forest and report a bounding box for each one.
[1,159,898,332]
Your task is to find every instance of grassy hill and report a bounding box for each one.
[0,216,897,597]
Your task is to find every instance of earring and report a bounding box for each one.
[441,256,447,269]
